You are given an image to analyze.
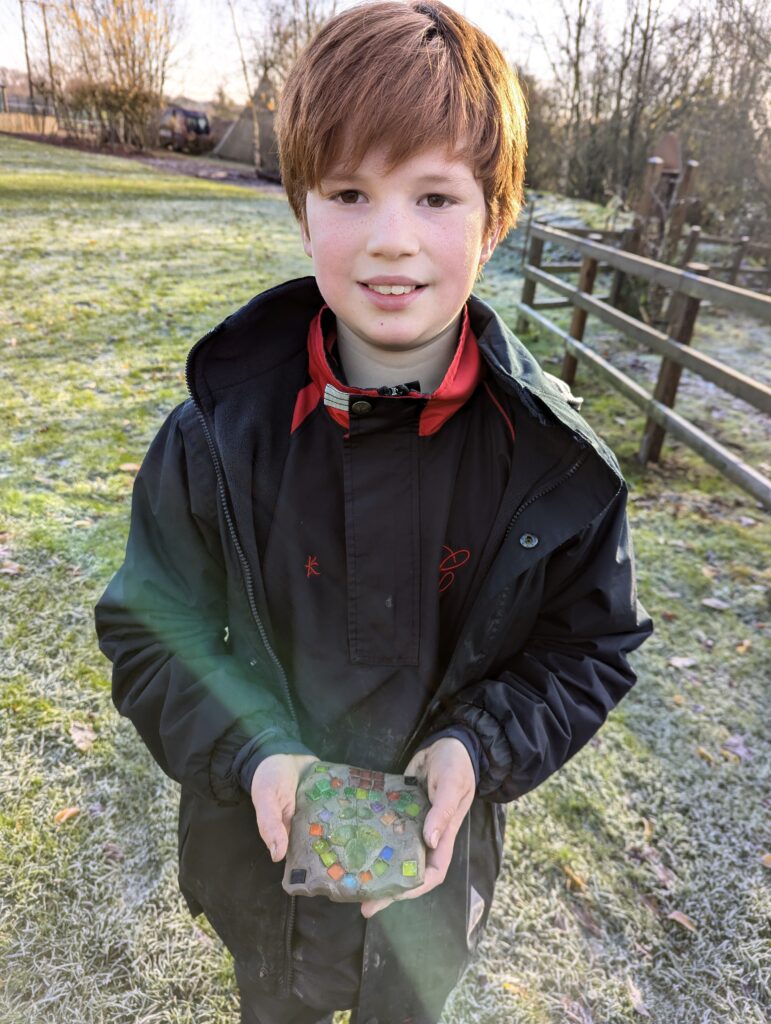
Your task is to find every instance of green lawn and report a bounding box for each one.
[1,135,769,1024]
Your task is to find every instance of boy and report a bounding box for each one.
[95,3,652,1023]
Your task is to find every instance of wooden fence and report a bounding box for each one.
[516,223,771,509]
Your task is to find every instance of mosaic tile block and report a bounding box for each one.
[283,760,428,903]
[404,776,418,787]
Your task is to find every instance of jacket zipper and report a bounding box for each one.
[395,446,589,771]
[184,379,298,997]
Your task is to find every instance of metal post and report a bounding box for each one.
[561,233,603,385]
[639,262,711,464]
[729,236,750,286]
[516,232,544,335]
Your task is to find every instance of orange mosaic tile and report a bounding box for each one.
[327,863,345,881]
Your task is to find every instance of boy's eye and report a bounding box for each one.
[423,194,452,209]
[335,190,363,204]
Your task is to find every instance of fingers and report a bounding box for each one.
[254,789,292,861]
[360,896,393,918]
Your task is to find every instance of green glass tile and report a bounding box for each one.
[312,839,329,854]
[404,802,421,817]
[318,778,332,792]
[355,787,368,800]
[369,790,384,803]
[402,860,418,877]
[372,858,389,877]
[308,787,323,801]
[314,764,328,773]
[320,849,338,867]
[344,786,356,797]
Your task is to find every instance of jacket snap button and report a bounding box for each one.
[249,658,257,667]
[351,399,373,415]
[519,533,539,549]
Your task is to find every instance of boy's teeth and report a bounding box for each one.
[368,284,418,295]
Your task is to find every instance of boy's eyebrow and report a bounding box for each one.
[321,171,473,187]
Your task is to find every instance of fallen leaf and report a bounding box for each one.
[626,976,650,1017]
[761,853,771,869]
[642,818,654,842]
[667,909,697,932]
[672,694,684,706]
[701,565,717,579]
[652,861,676,889]
[721,734,753,760]
[696,746,714,763]
[735,639,752,654]
[503,981,529,996]
[0,559,23,576]
[737,516,756,527]
[72,519,93,528]
[118,462,141,473]
[661,610,678,621]
[70,721,97,752]
[669,656,697,669]
[103,842,125,862]
[54,806,80,825]
[562,864,588,890]
[702,597,731,611]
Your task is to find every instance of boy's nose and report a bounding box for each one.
[365,206,420,259]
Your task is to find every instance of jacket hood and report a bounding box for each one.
[185,275,623,481]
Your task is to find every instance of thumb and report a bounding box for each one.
[422,783,458,851]
[255,787,291,862]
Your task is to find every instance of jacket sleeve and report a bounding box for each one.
[94,403,310,806]
[419,485,652,802]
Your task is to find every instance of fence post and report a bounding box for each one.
[729,235,750,286]
[516,231,544,334]
[561,233,603,385]
[663,159,699,264]
[680,225,701,267]
[638,261,711,464]
[520,199,536,271]
[609,225,641,308]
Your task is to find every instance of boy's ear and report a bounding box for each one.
[479,221,502,268]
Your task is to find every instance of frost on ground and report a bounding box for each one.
[1,137,769,1024]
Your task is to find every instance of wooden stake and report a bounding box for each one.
[561,234,603,385]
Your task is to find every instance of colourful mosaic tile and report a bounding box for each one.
[317,777,332,792]
[387,791,401,802]
[402,860,418,877]
[308,786,323,801]
[358,870,373,884]
[331,778,343,789]
[342,873,358,889]
[309,823,324,837]
[290,868,307,884]
[327,863,345,881]
[314,764,328,773]
[355,787,368,800]
[380,811,397,826]
[320,849,338,868]
[370,789,384,803]
[404,776,418,786]
[393,820,405,835]
[312,839,328,854]
[318,809,332,822]
[372,858,389,877]
[344,786,356,798]
[404,802,421,818]
[378,845,394,862]
[371,802,385,813]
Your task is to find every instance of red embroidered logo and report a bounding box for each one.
[305,555,321,578]
[439,545,470,593]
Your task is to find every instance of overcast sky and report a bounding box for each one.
[0,0,662,104]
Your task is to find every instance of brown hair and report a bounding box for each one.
[276,0,528,240]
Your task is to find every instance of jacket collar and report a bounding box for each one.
[185,275,622,480]
[300,304,482,436]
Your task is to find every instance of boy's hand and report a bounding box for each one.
[360,737,476,919]
[251,753,319,862]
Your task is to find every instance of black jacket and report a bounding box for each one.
[95,277,652,1024]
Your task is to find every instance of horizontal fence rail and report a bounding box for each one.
[517,222,771,509]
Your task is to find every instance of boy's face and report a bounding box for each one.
[301,144,500,353]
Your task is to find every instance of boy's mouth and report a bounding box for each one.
[359,278,428,298]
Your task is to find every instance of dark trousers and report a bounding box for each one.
[235,960,360,1024]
